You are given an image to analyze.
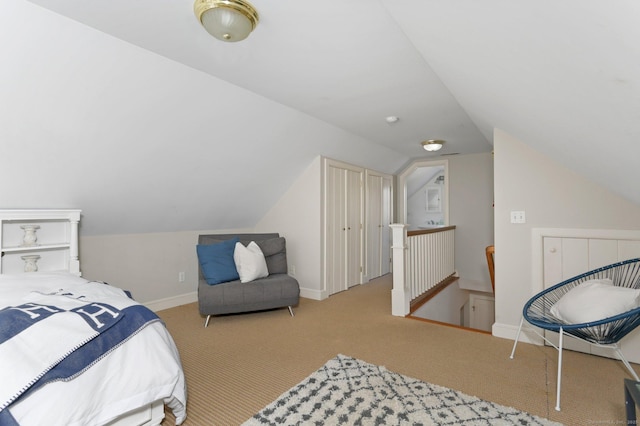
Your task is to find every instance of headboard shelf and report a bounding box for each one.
[2,243,73,253]
[0,209,81,275]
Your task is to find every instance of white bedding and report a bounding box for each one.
[0,272,187,425]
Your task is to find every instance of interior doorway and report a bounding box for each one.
[397,156,495,333]
[406,165,445,230]
[397,159,449,230]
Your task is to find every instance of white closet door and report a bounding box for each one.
[543,237,590,353]
[324,158,384,295]
[559,238,589,279]
[381,176,392,275]
[326,165,348,295]
[345,168,363,288]
[366,173,382,280]
[587,238,628,358]
[365,172,393,281]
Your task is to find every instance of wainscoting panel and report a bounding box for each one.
[533,228,640,362]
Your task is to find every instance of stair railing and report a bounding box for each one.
[390,224,456,316]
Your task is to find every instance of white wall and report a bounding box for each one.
[79,227,251,310]
[492,129,640,339]
[80,231,200,308]
[411,282,469,326]
[448,152,494,286]
[255,157,322,299]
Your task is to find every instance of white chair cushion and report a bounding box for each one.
[550,278,640,324]
[233,241,269,283]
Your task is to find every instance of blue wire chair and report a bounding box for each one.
[510,258,640,411]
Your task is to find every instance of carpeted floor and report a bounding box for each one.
[158,274,632,425]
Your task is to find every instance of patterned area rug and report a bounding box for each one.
[244,354,561,425]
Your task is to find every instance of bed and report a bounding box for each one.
[0,272,187,425]
[0,210,187,425]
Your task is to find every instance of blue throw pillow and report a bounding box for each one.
[197,237,240,285]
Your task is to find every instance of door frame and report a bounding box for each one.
[397,158,449,226]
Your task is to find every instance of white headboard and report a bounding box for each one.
[0,209,81,275]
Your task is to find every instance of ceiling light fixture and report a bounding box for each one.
[385,116,399,124]
[421,139,445,152]
[194,0,259,42]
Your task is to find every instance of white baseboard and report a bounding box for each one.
[299,287,328,300]
[492,321,543,345]
[145,291,197,312]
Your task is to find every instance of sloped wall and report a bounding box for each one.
[0,1,408,237]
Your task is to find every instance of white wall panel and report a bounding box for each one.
[588,239,619,270]
[542,237,562,287]
[537,229,640,362]
[620,241,640,260]
[560,238,588,280]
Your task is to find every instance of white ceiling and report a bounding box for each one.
[25,0,493,159]
[7,0,640,234]
[26,0,640,200]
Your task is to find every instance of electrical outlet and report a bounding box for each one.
[178,271,185,282]
[288,265,296,277]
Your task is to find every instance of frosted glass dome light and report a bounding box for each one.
[421,140,445,152]
[194,0,259,42]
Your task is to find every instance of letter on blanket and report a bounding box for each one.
[73,303,121,330]
[9,303,62,319]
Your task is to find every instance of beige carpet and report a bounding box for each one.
[158,275,632,425]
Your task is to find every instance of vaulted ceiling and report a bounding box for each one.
[3,1,639,235]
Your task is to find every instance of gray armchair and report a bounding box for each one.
[197,233,300,327]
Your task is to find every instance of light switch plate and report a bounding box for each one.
[510,211,526,224]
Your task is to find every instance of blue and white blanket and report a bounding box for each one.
[0,278,163,425]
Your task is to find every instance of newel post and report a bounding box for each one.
[390,224,410,316]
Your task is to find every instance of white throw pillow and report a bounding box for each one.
[549,278,640,324]
[233,241,269,283]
